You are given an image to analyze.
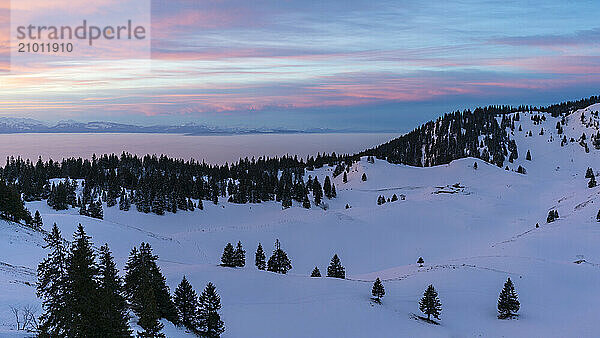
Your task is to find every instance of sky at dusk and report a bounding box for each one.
[0,0,599,131]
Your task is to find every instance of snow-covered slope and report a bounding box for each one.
[2,104,600,336]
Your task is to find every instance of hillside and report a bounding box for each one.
[1,102,600,336]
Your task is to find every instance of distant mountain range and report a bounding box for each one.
[0,117,374,135]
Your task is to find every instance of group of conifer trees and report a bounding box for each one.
[37,224,224,337]
[366,277,519,322]
[220,242,246,267]
[0,179,32,224]
[363,106,517,167]
[173,277,225,336]
[377,193,399,205]
[309,254,346,279]
[362,97,600,168]
[0,152,355,216]
[222,241,347,280]
[222,240,293,274]
[586,167,597,188]
[0,152,349,218]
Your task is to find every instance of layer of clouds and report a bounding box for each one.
[0,0,599,130]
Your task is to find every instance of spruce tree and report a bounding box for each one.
[137,282,165,337]
[302,195,311,209]
[37,223,68,336]
[79,203,88,216]
[547,209,559,223]
[497,277,520,319]
[233,241,246,267]
[417,257,424,267]
[174,276,199,331]
[343,172,348,183]
[0,179,32,223]
[371,278,385,302]
[97,244,132,337]
[311,266,321,277]
[419,284,442,321]
[88,200,104,219]
[197,282,225,338]
[597,209,600,222]
[589,175,597,188]
[526,150,532,161]
[326,254,345,279]
[255,243,266,270]
[220,243,236,267]
[124,242,178,324]
[362,173,367,181]
[267,239,292,274]
[586,167,594,178]
[64,224,101,336]
[32,210,43,227]
[323,176,332,198]
[313,178,323,206]
[331,183,337,198]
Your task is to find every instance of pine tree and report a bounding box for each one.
[79,203,88,216]
[417,257,424,267]
[371,278,385,302]
[0,179,32,223]
[137,282,165,337]
[313,178,323,206]
[197,282,225,338]
[64,224,101,336]
[497,278,520,319]
[323,176,332,198]
[326,254,345,279]
[255,243,266,270]
[302,195,311,209]
[343,172,347,183]
[88,200,104,219]
[589,175,597,188]
[311,266,321,277]
[419,284,442,321]
[597,209,600,222]
[267,239,292,274]
[220,243,236,267]
[526,150,532,161]
[586,167,594,178]
[362,173,367,181]
[174,276,198,331]
[233,241,246,267]
[33,210,43,227]
[391,194,398,202]
[547,209,559,223]
[97,244,132,337]
[37,223,68,336]
[473,162,478,170]
[124,243,178,324]
[331,183,337,198]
